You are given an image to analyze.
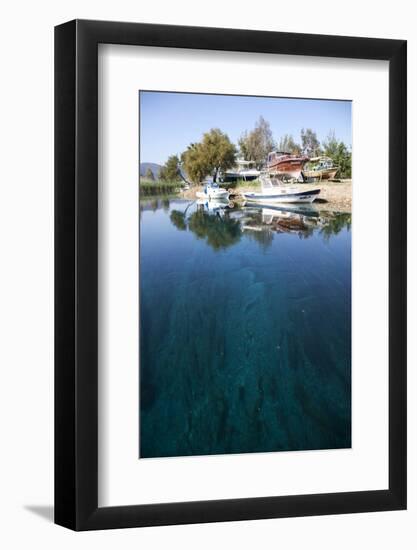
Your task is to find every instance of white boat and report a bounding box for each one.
[243,174,320,204]
[196,182,229,200]
[221,159,260,183]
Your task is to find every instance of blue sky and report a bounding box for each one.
[140,91,352,165]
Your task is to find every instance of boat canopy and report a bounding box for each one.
[308,156,334,164]
[235,158,256,166]
[259,173,273,188]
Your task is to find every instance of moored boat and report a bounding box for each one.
[302,156,339,181]
[196,182,229,200]
[267,151,309,180]
[243,174,320,204]
[221,159,260,183]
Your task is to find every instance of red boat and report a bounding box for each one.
[267,151,309,180]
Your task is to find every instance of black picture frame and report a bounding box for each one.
[55,19,407,531]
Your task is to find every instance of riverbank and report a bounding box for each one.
[303,180,352,212]
[181,180,352,212]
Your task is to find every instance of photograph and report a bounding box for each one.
[139,91,352,459]
[0,2,409,542]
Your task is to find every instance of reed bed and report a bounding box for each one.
[139,179,181,196]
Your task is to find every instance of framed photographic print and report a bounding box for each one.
[55,19,407,530]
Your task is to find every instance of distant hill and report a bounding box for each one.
[140,162,162,179]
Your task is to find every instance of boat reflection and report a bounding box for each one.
[242,203,319,239]
[196,198,234,214]
[242,202,351,242]
[189,199,241,250]
[167,197,351,251]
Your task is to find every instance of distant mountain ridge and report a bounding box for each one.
[140,162,162,179]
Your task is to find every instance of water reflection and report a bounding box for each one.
[170,209,187,231]
[319,212,352,241]
[188,203,241,250]
[140,195,178,217]
[147,195,352,251]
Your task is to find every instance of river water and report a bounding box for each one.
[139,197,351,458]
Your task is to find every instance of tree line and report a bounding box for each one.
[149,116,351,184]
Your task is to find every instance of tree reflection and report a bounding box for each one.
[162,197,171,212]
[168,200,352,250]
[169,204,243,250]
[187,209,242,250]
[319,212,352,240]
[170,209,187,231]
[245,228,274,250]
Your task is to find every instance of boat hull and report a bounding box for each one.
[243,188,320,204]
[196,189,229,200]
[302,167,338,181]
[267,156,309,179]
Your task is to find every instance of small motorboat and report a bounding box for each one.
[243,174,320,204]
[196,182,229,200]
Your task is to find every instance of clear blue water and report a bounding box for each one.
[140,197,351,458]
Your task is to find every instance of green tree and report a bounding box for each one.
[145,167,155,181]
[238,116,275,168]
[322,131,339,158]
[159,154,180,182]
[322,131,352,178]
[180,143,208,184]
[301,128,321,157]
[181,129,236,184]
[277,134,301,155]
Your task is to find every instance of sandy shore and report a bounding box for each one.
[181,180,352,212]
[301,180,352,212]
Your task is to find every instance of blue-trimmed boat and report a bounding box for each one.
[243,174,321,204]
[196,181,229,200]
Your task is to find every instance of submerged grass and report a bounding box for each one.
[139,199,352,458]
